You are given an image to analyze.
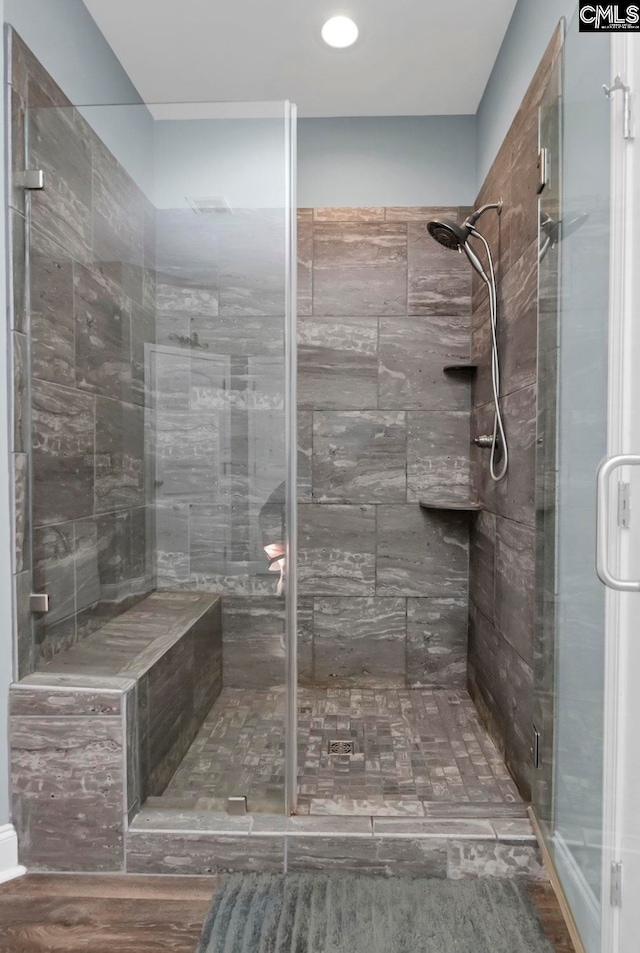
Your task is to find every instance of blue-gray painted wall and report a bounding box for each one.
[298,116,477,207]
[476,0,578,188]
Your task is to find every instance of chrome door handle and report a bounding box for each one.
[596,454,640,591]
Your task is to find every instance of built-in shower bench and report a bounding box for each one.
[10,591,223,871]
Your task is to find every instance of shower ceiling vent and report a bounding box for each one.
[186,195,234,217]
[328,740,355,756]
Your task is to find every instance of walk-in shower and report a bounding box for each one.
[427,203,508,481]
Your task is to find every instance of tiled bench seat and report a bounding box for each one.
[10,591,223,872]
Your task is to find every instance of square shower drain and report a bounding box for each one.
[328,740,355,756]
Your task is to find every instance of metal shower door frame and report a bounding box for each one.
[284,100,298,816]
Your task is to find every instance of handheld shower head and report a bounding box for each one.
[426,218,471,251]
[426,201,508,483]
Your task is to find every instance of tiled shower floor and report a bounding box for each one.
[158,688,523,816]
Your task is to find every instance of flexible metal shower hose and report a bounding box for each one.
[470,227,509,482]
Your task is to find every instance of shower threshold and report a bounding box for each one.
[149,687,524,819]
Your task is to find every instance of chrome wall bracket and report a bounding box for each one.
[29,593,50,614]
[15,170,45,190]
[603,75,633,140]
[226,796,247,816]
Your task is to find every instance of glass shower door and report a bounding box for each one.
[23,94,297,815]
[534,12,612,953]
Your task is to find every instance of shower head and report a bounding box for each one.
[427,202,502,285]
[427,216,489,285]
[426,218,471,251]
[427,218,469,251]
[427,201,503,253]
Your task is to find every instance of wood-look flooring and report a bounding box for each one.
[0,873,575,953]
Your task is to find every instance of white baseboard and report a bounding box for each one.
[0,824,26,884]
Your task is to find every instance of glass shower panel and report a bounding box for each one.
[534,12,611,953]
[25,98,296,815]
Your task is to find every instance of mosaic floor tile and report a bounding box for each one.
[159,688,523,814]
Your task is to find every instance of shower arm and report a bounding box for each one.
[464,200,503,229]
[459,200,503,283]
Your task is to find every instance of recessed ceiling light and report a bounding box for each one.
[321,16,359,49]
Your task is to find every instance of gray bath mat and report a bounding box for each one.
[196,873,555,953]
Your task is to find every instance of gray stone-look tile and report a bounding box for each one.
[223,597,286,689]
[12,331,28,453]
[299,504,376,595]
[468,606,533,799]
[314,208,386,222]
[216,211,286,316]
[313,223,407,316]
[13,452,29,575]
[146,634,195,795]
[11,716,125,871]
[155,412,221,503]
[29,226,75,387]
[124,684,140,816]
[92,131,145,282]
[373,818,496,838]
[492,818,537,844]
[313,597,406,687]
[498,240,538,395]
[95,398,145,513]
[470,401,508,519]
[408,223,472,315]
[379,315,470,411]
[376,505,468,597]
[192,599,224,723]
[10,682,125,717]
[252,815,373,835]
[130,303,155,406]
[502,385,536,526]
[313,412,406,503]
[32,522,77,661]
[126,833,284,874]
[9,85,27,217]
[74,263,132,402]
[447,841,547,881]
[298,411,313,502]
[156,503,190,588]
[189,313,284,358]
[298,315,378,410]
[9,209,27,333]
[28,102,93,264]
[422,801,527,818]
[297,214,313,316]
[385,207,458,223]
[407,412,470,503]
[131,809,253,834]
[308,799,425,818]
[31,379,95,526]
[298,597,314,684]
[469,509,496,624]
[287,835,448,877]
[406,597,468,688]
[495,517,535,665]
[14,570,34,680]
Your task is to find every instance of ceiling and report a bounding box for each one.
[83,0,518,118]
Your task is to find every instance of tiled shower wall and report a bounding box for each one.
[467,28,563,799]
[151,207,288,689]
[296,207,473,690]
[9,31,156,676]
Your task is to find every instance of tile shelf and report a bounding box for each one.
[419,500,483,513]
[443,363,478,374]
